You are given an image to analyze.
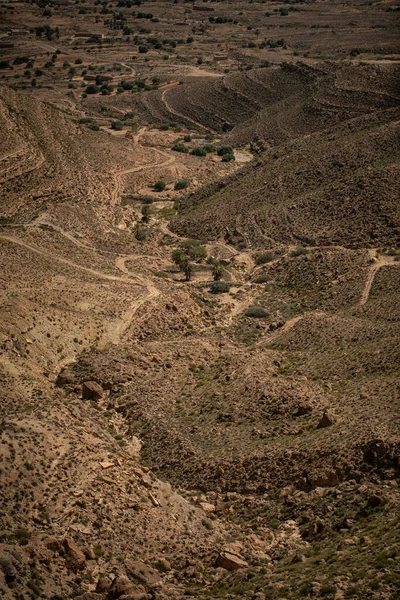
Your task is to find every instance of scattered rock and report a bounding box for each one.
[368,494,383,508]
[125,558,162,587]
[63,538,86,572]
[360,535,372,545]
[108,575,137,598]
[95,575,112,592]
[56,369,76,386]
[0,550,18,583]
[317,410,335,428]
[215,551,248,571]
[199,502,216,513]
[295,403,313,416]
[82,381,103,400]
[291,553,307,564]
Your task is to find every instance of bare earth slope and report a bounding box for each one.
[0,19,399,600]
[173,104,400,249]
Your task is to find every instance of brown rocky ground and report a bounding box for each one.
[0,2,399,599]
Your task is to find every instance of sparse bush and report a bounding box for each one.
[89,122,100,131]
[140,195,154,204]
[14,526,30,545]
[210,281,230,294]
[134,224,147,241]
[172,248,184,267]
[174,179,189,191]
[212,260,223,281]
[141,204,151,222]
[245,306,268,318]
[290,246,309,257]
[172,142,188,153]
[154,180,166,191]
[191,146,207,157]
[255,252,275,265]
[111,120,124,130]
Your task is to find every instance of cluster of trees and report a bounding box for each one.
[259,38,286,49]
[134,35,193,54]
[217,145,235,162]
[209,16,235,24]
[83,76,154,96]
[32,25,59,40]
[171,142,235,162]
[170,240,229,290]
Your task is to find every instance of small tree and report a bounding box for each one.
[111,120,124,130]
[212,261,223,281]
[183,260,193,282]
[172,248,184,267]
[86,84,100,95]
[172,143,188,154]
[141,204,151,223]
[191,146,207,157]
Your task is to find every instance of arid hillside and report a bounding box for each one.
[0,1,399,599]
[172,64,400,249]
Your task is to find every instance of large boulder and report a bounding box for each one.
[56,369,76,386]
[63,538,86,572]
[317,410,335,429]
[124,559,162,588]
[82,381,103,400]
[215,551,248,571]
[108,576,148,599]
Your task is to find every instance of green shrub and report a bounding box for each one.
[111,120,124,130]
[85,84,100,94]
[210,281,230,294]
[174,179,189,190]
[217,145,234,157]
[154,180,166,191]
[203,143,216,153]
[172,142,188,153]
[245,306,268,318]
[191,146,207,157]
[139,195,154,204]
[255,251,275,265]
[89,122,100,131]
[290,246,309,257]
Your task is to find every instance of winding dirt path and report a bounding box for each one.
[0,234,140,284]
[110,127,175,207]
[0,234,161,348]
[359,254,397,306]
